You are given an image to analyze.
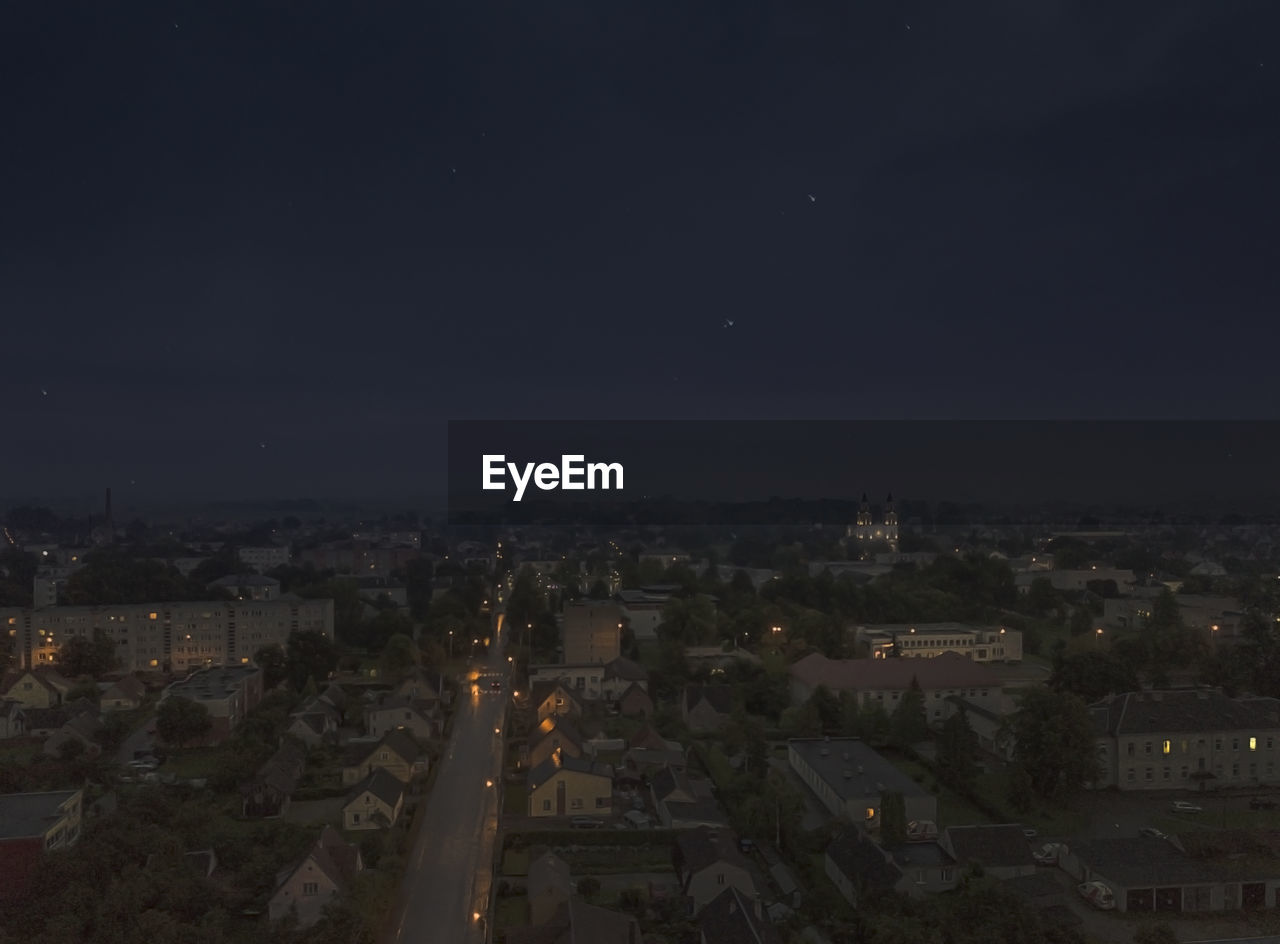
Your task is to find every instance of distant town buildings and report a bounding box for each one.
[856,623,1023,663]
[1,597,334,673]
[845,493,899,552]
[560,600,622,665]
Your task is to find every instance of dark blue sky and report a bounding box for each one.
[4,1,1278,502]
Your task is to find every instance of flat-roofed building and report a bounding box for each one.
[161,664,264,745]
[788,737,936,829]
[856,623,1022,664]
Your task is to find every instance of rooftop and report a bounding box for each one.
[790,651,1000,692]
[0,789,80,840]
[1090,689,1280,737]
[789,738,930,801]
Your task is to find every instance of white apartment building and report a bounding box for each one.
[237,546,291,571]
[1,598,334,673]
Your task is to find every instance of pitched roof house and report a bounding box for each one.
[682,685,733,733]
[242,739,308,818]
[342,767,405,830]
[527,850,573,925]
[651,766,724,829]
[0,670,71,710]
[674,826,761,914]
[99,675,146,711]
[617,682,654,719]
[365,694,441,742]
[341,729,424,785]
[527,755,613,818]
[526,715,589,770]
[940,825,1036,880]
[267,826,364,927]
[531,681,584,723]
[696,886,783,944]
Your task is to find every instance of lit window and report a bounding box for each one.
[149,612,157,620]
[1162,740,1171,755]
[1250,737,1258,751]
[865,807,876,820]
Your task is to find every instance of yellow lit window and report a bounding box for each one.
[865,807,876,821]
[241,657,249,664]
[149,612,158,620]
[6,618,13,625]
[1162,740,1171,755]
[1250,737,1258,751]
[149,659,158,667]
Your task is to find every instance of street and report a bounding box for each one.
[384,606,509,944]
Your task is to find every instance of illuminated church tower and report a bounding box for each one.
[845,492,899,552]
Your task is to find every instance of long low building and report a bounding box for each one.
[1,598,334,673]
[855,623,1023,664]
[788,737,936,829]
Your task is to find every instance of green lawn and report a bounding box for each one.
[502,849,530,877]
[504,783,527,817]
[886,755,994,828]
[161,745,242,779]
[494,896,528,929]
[971,768,1090,836]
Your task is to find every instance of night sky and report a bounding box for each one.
[5,2,1279,503]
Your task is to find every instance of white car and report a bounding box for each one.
[1171,800,1203,814]
[1078,881,1116,910]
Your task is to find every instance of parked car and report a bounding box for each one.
[1171,800,1203,814]
[1138,827,1168,840]
[906,820,938,842]
[1033,842,1067,866]
[1250,797,1278,811]
[571,816,604,829]
[1078,881,1116,910]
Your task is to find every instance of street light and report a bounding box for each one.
[1095,628,1103,647]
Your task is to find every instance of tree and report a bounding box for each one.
[1002,688,1099,803]
[1068,606,1093,637]
[155,696,212,747]
[937,705,980,790]
[379,633,418,680]
[890,677,928,748]
[880,791,907,846]
[576,876,600,901]
[55,629,118,678]
[286,630,338,691]
[809,685,841,733]
[253,643,289,689]
[1049,650,1140,703]
[365,607,415,653]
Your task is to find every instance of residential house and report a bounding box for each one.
[674,826,762,914]
[623,746,687,780]
[788,738,937,828]
[42,710,104,759]
[267,826,364,927]
[1060,834,1280,913]
[940,825,1036,880]
[0,789,83,901]
[603,657,649,697]
[628,724,679,753]
[341,767,405,830]
[531,681,584,724]
[941,695,1014,760]
[99,675,146,711]
[364,693,441,742]
[23,707,71,739]
[0,701,24,740]
[0,669,71,709]
[286,712,333,748]
[340,729,424,786]
[393,669,444,703]
[825,826,904,908]
[616,682,654,719]
[788,652,1005,723]
[242,739,307,818]
[695,886,782,944]
[507,898,641,944]
[527,716,590,771]
[527,850,573,925]
[884,842,958,896]
[682,685,733,734]
[652,766,725,829]
[527,754,613,818]
[1088,689,1280,791]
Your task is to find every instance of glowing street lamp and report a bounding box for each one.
[1095,627,1103,647]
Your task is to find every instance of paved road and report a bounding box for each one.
[385,604,509,944]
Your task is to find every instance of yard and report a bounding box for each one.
[504,783,527,817]
[502,848,530,876]
[494,896,528,929]
[884,754,995,829]
[161,744,244,779]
